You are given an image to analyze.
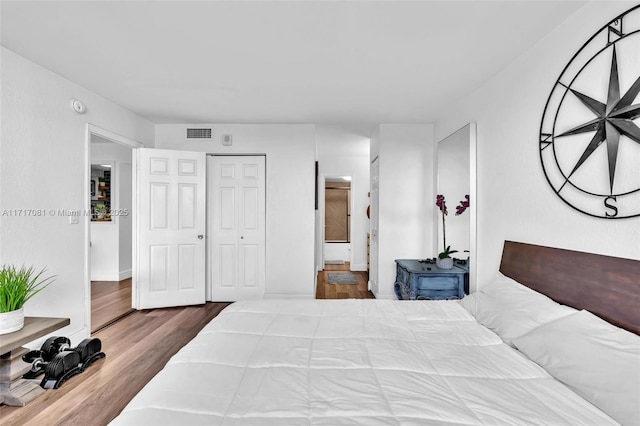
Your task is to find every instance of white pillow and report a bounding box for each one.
[513,310,640,426]
[460,273,576,346]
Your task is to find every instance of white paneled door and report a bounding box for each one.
[135,148,207,309]
[208,156,266,301]
[369,157,379,295]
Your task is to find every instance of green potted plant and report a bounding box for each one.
[94,204,107,219]
[0,265,55,334]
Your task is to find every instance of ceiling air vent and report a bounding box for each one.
[186,128,212,140]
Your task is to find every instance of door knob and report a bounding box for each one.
[197,235,204,239]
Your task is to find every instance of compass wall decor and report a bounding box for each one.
[539,5,640,219]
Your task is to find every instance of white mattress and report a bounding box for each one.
[112,299,619,425]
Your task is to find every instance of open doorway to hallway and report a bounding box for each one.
[323,176,352,268]
[315,124,371,282]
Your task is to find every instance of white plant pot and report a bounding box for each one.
[0,307,25,334]
[436,257,454,270]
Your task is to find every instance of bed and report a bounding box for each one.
[111,241,640,425]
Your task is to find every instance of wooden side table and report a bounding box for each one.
[0,316,70,406]
[394,259,468,300]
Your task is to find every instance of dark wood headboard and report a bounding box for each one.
[499,241,640,335]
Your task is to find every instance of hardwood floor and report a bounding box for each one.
[0,264,371,425]
[0,302,230,426]
[315,262,375,299]
[91,279,134,333]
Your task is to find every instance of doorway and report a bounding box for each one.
[85,125,142,333]
[323,176,352,267]
[325,179,351,242]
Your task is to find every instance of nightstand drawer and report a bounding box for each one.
[417,288,460,300]
[416,276,459,291]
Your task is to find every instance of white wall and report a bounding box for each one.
[90,139,133,281]
[374,124,435,299]
[316,125,371,271]
[0,47,154,342]
[434,1,640,290]
[155,124,317,298]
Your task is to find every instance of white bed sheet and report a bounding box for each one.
[111,299,619,425]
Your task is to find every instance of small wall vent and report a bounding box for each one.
[186,128,213,140]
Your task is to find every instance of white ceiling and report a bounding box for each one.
[1,1,586,124]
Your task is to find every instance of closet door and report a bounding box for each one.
[208,156,266,301]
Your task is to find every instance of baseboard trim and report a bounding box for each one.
[119,269,132,281]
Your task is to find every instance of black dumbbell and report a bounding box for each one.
[22,336,72,379]
[40,350,82,389]
[40,338,105,389]
[22,336,105,389]
[74,337,105,371]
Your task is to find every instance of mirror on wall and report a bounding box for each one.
[436,123,476,289]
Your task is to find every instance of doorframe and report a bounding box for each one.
[84,124,143,331]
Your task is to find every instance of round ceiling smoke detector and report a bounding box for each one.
[70,98,86,114]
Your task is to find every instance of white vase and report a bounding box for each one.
[0,307,25,335]
[436,257,454,269]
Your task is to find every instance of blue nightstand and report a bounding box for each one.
[394,259,468,300]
